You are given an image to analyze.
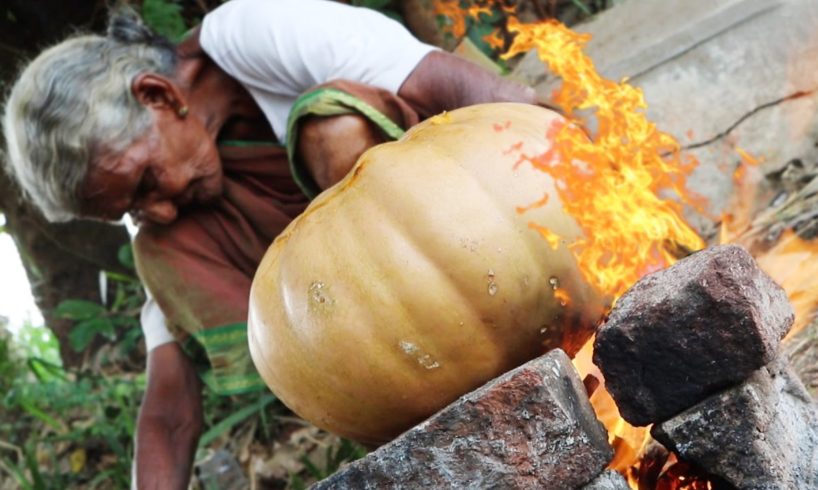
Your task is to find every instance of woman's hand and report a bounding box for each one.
[134,343,203,490]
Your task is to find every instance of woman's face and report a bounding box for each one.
[80,110,223,225]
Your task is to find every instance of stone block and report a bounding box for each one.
[313,349,611,489]
[594,244,794,425]
[580,469,630,490]
[652,358,818,489]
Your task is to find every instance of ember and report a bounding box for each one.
[654,460,732,490]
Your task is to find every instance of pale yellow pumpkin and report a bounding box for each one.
[248,103,606,445]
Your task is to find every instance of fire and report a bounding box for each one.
[721,148,818,338]
[719,146,764,244]
[435,1,704,487]
[502,18,704,300]
[435,2,818,488]
[434,0,494,39]
[573,340,648,484]
[497,12,705,489]
[755,232,818,338]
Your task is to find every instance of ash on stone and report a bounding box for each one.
[313,349,612,490]
[594,244,794,426]
[580,469,630,490]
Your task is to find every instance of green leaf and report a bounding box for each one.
[55,300,105,321]
[88,469,118,488]
[69,317,115,352]
[350,0,403,23]
[381,10,404,24]
[22,444,45,490]
[26,357,66,382]
[570,0,593,15]
[198,394,275,447]
[328,439,366,471]
[0,457,34,490]
[288,473,306,490]
[142,0,188,41]
[116,244,135,271]
[117,327,143,355]
[352,0,391,9]
[300,454,324,480]
[17,398,61,431]
[112,316,139,329]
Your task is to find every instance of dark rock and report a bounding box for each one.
[652,358,818,490]
[312,349,612,490]
[593,244,794,425]
[580,469,630,489]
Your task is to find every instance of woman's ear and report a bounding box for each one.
[132,73,186,112]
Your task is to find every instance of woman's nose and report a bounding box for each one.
[141,200,179,225]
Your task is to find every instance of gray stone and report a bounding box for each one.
[312,349,612,490]
[512,0,779,88]
[593,244,794,426]
[653,358,818,490]
[580,470,630,490]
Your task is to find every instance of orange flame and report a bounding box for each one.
[497,16,706,489]
[503,18,705,301]
[483,30,506,51]
[435,2,704,487]
[721,148,818,338]
[434,0,494,39]
[754,231,818,337]
[434,1,470,38]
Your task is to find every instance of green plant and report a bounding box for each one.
[16,323,61,369]
[0,361,146,489]
[301,438,367,480]
[0,244,148,488]
[55,244,144,361]
[142,0,189,41]
[350,0,404,23]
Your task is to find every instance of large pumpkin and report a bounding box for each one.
[248,103,606,445]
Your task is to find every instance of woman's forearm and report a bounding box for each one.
[398,51,537,117]
[135,412,201,490]
[134,343,204,490]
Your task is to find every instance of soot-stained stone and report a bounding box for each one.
[593,244,794,426]
[312,349,612,490]
[652,358,818,489]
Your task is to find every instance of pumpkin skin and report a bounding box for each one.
[248,103,606,445]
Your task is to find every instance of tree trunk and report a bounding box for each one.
[0,0,130,367]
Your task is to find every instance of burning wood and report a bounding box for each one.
[593,244,794,426]
[314,349,613,489]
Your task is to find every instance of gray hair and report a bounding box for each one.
[2,9,177,222]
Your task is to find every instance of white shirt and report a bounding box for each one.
[140,292,175,351]
[142,0,436,350]
[199,0,437,140]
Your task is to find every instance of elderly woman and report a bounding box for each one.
[3,0,538,487]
